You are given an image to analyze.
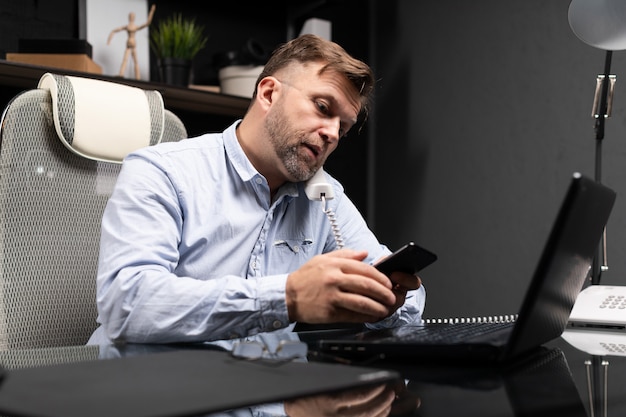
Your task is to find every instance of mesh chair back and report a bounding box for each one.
[0,82,187,350]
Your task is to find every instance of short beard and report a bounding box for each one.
[265,106,317,182]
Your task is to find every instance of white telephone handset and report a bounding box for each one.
[304,168,335,201]
[304,168,344,249]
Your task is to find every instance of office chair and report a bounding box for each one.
[0,73,188,350]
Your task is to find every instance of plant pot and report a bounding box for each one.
[218,65,264,98]
[157,58,192,87]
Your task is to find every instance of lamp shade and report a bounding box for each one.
[569,0,626,50]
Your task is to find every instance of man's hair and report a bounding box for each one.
[252,34,375,120]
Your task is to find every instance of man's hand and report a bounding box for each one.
[284,379,421,416]
[284,382,396,417]
[286,249,416,324]
[388,271,422,314]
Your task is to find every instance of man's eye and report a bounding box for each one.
[315,101,329,114]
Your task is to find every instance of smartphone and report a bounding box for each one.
[374,241,437,275]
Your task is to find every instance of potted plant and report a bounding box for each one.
[150,13,208,86]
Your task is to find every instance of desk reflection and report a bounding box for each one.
[197,345,586,417]
[395,347,587,417]
[102,338,421,417]
[0,333,593,417]
[562,328,626,417]
[284,379,419,417]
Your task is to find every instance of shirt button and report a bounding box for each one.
[272,320,282,329]
[255,177,263,184]
[293,245,300,253]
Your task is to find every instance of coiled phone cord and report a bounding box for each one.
[321,195,344,249]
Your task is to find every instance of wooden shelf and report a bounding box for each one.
[0,60,250,117]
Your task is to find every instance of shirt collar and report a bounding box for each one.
[223,120,257,182]
[223,120,299,199]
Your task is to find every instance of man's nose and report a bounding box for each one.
[320,117,341,143]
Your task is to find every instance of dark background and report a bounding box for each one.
[2,0,626,319]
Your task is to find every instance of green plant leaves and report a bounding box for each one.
[150,14,208,60]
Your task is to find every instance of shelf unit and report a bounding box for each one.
[0,60,250,117]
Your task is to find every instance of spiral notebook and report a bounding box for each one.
[315,173,616,364]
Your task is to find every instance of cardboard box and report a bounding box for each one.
[6,53,102,74]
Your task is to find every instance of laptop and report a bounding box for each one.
[313,172,616,364]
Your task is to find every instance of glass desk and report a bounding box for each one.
[0,330,622,417]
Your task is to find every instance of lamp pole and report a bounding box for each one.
[591,50,615,285]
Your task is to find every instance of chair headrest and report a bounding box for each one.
[38,73,165,163]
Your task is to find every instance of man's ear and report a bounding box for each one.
[255,76,280,109]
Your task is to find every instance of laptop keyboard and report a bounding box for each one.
[382,321,515,344]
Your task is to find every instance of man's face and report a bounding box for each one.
[263,63,361,183]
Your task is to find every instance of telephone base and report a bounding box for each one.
[567,285,626,331]
[563,285,626,356]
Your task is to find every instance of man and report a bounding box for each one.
[88,34,425,345]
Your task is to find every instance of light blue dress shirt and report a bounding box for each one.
[89,121,425,344]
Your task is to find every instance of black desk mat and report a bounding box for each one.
[0,349,398,417]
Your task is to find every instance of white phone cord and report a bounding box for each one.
[321,195,344,249]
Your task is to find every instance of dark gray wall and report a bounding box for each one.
[372,0,626,319]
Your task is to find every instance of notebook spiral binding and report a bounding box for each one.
[423,314,518,324]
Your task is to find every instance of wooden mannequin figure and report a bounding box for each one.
[107,4,156,79]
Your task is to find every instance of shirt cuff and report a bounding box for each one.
[256,274,290,332]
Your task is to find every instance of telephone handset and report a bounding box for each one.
[304,167,335,201]
[304,168,344,249]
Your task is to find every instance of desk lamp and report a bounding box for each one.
[567,0,626,313]
[568,0,626,286]
[568,2,626,416]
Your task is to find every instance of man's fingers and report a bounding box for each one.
[325,250,394,289]
[325,248,368,261]
[389,272,422,290]
[338,273,396,305]
[333,291,391,319]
